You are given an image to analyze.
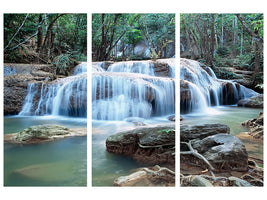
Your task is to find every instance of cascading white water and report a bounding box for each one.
[92,60,175,121]
[19,63,87,117]
[73,62,87,75]
[180,58,258,114]
[107,60,155,76]
[19,83,39,116]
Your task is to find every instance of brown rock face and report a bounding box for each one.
[242,112,264,140]
[4,74,40,115]
[4,64,57,115]
[153,61,172,77]
[106,124,175,165]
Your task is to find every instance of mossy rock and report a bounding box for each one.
[13,124,70,143]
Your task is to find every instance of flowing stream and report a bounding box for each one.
[4,63,87,186]
[92,59,175,186]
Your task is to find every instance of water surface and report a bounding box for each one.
[92,116,174,186]
[4,116,87,186]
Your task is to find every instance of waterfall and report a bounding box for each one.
[92,59,175,121]
[19,83,39,116]
[107,60,155,76]
[73,62,87,75]
[19,63,87,117]
[180,58,258,114]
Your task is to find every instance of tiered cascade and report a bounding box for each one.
[19,63,87,117]
[180,58,257,114]
[92,59,175,120]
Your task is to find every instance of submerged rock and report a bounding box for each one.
[114,165,175,186]
[238,94,263,108]
[4,124,86,144]
[106,124,175,165]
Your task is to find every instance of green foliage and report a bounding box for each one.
[157,129,175,134]
[4,13,87,64]
[92,13,175,61]
[216,47,229,57]
[125,29,143,45]
[53,54,72,69]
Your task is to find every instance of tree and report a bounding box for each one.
[4,13,87,64]
[180,13,263,91]
[92,13,175,61]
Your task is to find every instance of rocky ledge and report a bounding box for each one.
[4,124,86,144]
[238,94,263,108]
[4,64,57,115]
[242,112,263,140]
[106,123,175,165]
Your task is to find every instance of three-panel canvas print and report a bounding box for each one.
[3,13,263,187]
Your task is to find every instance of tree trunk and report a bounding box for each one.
[37,14,43,52]
[209,14,215,65]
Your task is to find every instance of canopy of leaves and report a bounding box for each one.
[180,13,263,91]
[92,13,175,61]
[4,13,87,64]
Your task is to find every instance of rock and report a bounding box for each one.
[12,162,76,182]
[191,134,248,171]
[168,115,175,121]
[227,177,252,187]
[125,117,146,126]
[242,112,263,140]
[114,165,175,186]
[190,175,214,187]
[180,123,230,142]
[220,82,241,105]
[4,125,86,144]
[238,94,263,108]
[180,116,183,121]
[153,59,174,77]
[106,124,175,165]
[133,40,150,59]
[180,175,213,187]
[4,63,57,115]
[4,74,40,115]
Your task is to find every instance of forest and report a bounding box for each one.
[180,13,263,92]
[4,13,87,67]
[92,13,175,61]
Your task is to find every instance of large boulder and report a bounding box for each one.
[191,134,248,171]
[106,124,175,165]
[238,94,263,108]
[180,123,230,142]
